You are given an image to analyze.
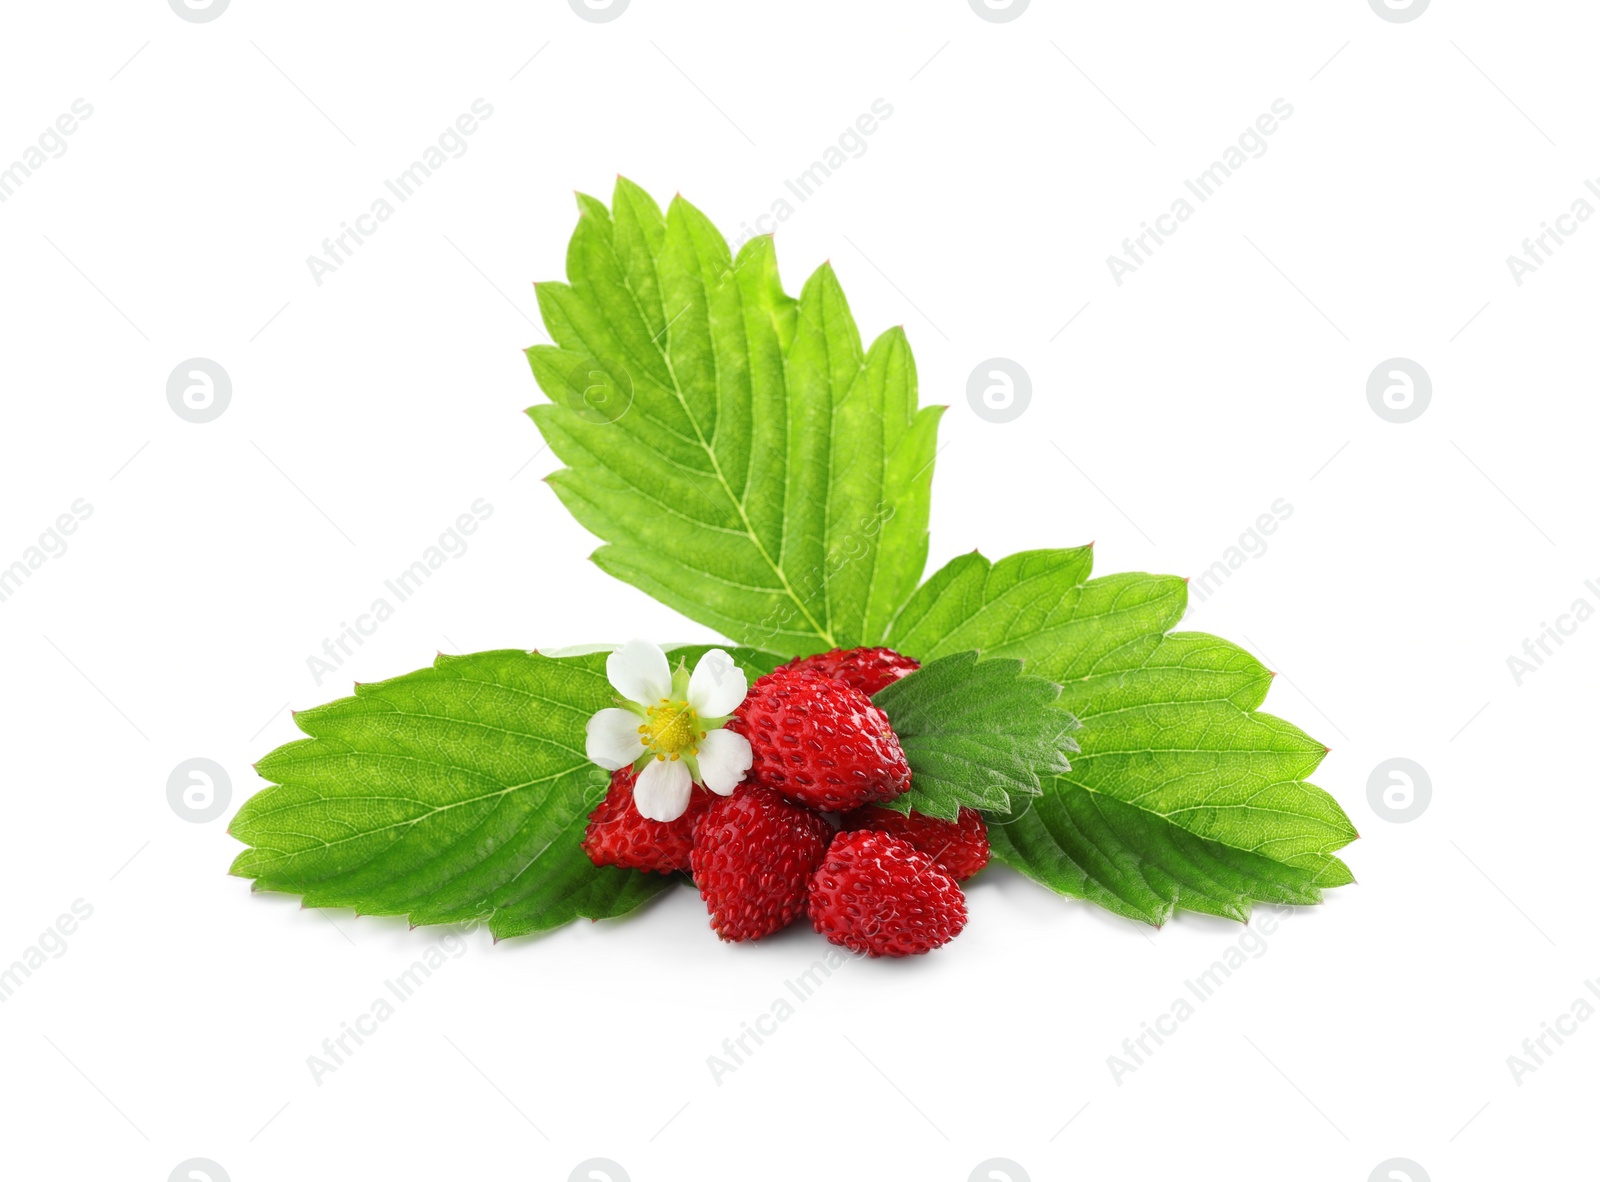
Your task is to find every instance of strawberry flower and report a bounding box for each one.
[585,640,753,822]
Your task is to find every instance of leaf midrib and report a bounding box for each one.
[619,218,837,649]
[243,765,581,856]
[1056,771,1346,853]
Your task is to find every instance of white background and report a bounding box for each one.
[1,1,1594,1179]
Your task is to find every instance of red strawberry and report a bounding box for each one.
[780,646,921,698]
[841,805,990,881]
[727,667,911,812]
[691,786,833,941]
[582,768,710,875]
[807,830,967,957]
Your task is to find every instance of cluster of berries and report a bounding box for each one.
[582,646,985,957]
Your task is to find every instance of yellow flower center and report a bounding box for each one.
[639,699,704,760]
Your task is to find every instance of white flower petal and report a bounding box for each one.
[696,728,752,796]
[586,708,645,771]
[607,639,672,704]
[634,758,693,822]
[687,648,747,717]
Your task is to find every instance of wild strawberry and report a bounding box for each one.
[582,768,710,874]
[841,805,990,881]
[727,667,911,812]
[807,830,967,957]
[691,786,833,941]
[780,646,921,698]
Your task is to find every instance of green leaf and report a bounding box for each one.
[888,548,1356,924]
[986,791,1354,927]
[229,645,785,941]
[872,651,1078,822]
[527,177,944,658]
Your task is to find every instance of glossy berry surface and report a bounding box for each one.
[727,667,911,812]
[690,786,833,941]
[807,830,967,957]
[840,805,990,881]
[582,767,709,874]
[780,646,922,698]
